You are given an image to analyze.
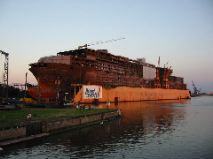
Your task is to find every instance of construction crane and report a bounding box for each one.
[0,50,9,103]
[78,37,126,49]
[192,81,201,96]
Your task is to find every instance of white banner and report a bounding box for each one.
[83,85,102,99]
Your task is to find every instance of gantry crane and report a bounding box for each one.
[0,50,9,102]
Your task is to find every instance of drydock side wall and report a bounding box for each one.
[74,87,191,103]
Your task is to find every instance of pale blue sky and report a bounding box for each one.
[0,0,213,92]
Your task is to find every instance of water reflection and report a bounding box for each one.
[99,100,189,141]
[1,100,191,159]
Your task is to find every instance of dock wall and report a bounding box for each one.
[0,127,26,142]
[0,110,119,143]
[42,111,118,133]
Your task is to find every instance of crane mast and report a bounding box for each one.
[0,50,9,102]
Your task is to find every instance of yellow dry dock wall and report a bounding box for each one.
[74,86,191,103]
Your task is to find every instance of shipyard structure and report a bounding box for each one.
[28,48,190,105]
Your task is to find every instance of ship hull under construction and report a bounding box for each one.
[28,48,191,105]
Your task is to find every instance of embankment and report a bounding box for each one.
[0,109,119,147]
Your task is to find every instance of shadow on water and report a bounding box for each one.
[0,99,191,159]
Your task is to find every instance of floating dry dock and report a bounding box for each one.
[74,86,190,103]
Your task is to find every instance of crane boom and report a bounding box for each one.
[78,37,126,49]
[0,50,9,56]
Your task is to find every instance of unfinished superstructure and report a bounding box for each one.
[29,48,190,104]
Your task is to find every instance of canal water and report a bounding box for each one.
[1,96,213,159]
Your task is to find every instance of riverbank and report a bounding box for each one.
[0,107,120,148]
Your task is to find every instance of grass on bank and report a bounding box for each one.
[0,107,114,130]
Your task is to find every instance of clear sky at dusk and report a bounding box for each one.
[0,0,213,92]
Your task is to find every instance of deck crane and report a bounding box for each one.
[0,50,9,103]
[78,37,126,49]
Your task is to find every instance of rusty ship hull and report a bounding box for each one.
[29,48,190,104]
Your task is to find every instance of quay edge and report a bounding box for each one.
[0,109,120,147]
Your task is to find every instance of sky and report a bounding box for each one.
[0,0,213,92]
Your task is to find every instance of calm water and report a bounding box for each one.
[1,96,213,159]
